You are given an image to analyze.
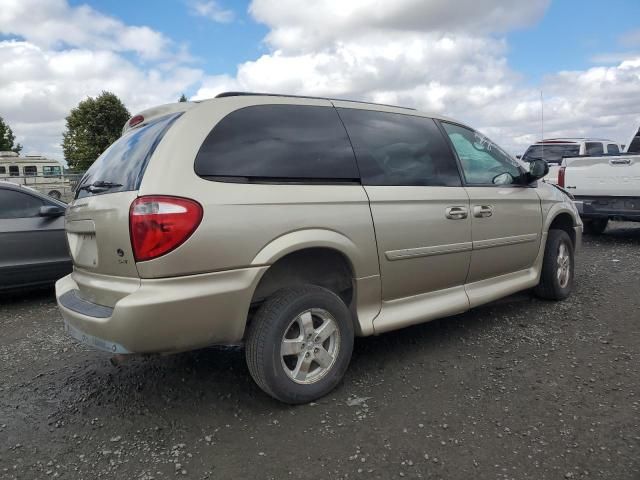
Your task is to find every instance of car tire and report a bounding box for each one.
[534,229,574,301]
[583,218,608,235]
[48,190,62,200]
[245,285,354,404]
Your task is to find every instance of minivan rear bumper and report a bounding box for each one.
[55,266,268,354]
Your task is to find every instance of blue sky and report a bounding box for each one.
[70,0,267,94]
[1,0,640,158]
[74,0,640,87]
[508,0,640,82]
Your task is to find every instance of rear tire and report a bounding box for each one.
[48,190,62,200]
[534,229,574,301]
[583,218,608,235]
[245,285,354,404]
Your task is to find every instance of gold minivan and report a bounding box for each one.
[56,92,582,403]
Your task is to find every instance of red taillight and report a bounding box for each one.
[558,166,566,187]
[129,196,203,262]
[129,115,144,128]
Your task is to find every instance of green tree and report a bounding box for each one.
[0,116,22,154]
[178,93,188,102]
[62,91,130,171]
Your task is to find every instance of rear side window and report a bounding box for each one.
[76,113,181,199]
[606,144,620,154]
[628,129,640,153]
[0,189,44,219]
[585,142,604,155]
[0,166,5,174]
[522,144,580,164]
[337,108,461,186]
[194,104,359,181]
[9,166,19,176]
[24,165,37,176]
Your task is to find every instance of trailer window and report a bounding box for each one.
[43,165,62,177]
[9,166,19,176]
[23,165,37,176]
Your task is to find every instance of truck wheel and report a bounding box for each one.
[48,190,62,200]
[583,218,608,235]
[534,229,574,301]
[245,285,354,404]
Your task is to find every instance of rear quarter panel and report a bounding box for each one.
[136,96,380,281]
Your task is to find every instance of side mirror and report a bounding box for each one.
[39,205,65,217]
[527,159,549,181]
[492,172,515,185]
[515,154,522,160]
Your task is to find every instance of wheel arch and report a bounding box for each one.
[546,208,578,247]
[250,228,364,275]
[248,229,375,336]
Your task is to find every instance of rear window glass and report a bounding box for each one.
[606,144,620,154]
[585,142,604,156]
[76,113,181,199]
[628,129,640,153]
[194,104,359,181]
[522,144,580,164]
[338,108,461,186]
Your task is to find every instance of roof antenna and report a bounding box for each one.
[540,90,544,162]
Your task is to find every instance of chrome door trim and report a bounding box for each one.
[385,241,473,261]
[473,233,538,250]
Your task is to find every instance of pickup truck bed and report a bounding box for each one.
[561,154,640,228]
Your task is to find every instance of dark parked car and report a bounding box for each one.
[0,181,71,291]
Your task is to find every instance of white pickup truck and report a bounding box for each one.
[558,153,640,234]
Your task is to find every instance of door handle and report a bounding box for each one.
[445,206,468,220]
[473,205,493,218]
[609,158,632,166]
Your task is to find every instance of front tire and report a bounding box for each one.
[583,218,608,235]
[245,285,354,404]
[534,229,574,300]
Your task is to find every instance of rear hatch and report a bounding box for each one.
[563,155,640,197]
[65,113,181,306]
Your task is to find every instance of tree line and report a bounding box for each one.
[1,92,188,172]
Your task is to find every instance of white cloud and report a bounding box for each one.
[189,0,234,23]
[250,0,550,52]
[0,40,202,158]
[0,0,184,61]
[0,1,204,159]
[2,0,640,162]
[193,0,640,153]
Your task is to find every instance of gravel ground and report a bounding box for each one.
[1,222,639,480]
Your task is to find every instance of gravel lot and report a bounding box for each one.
[1,222,639,480]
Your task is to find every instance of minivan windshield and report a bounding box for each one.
[522,144,580,164]
[75,113,181,199]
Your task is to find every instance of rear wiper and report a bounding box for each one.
[78,180,123,193]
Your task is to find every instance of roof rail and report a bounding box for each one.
[214,91,416,111]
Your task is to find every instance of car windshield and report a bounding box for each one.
[522,144,580,164]
[75,113,181,199]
